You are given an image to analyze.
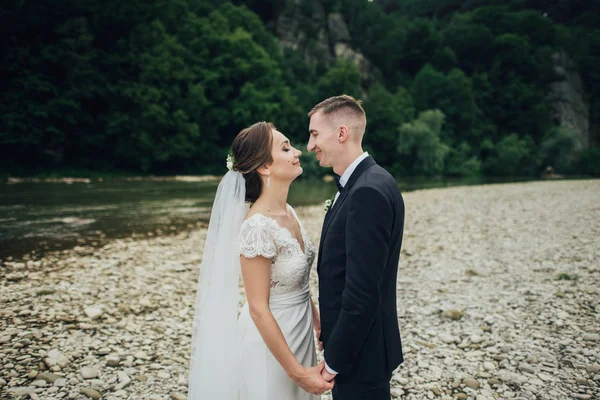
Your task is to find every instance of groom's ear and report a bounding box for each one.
[338,125,350,143]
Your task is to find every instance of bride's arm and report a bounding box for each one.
[241,255,333,394]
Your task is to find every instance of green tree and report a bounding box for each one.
[397,110,449,176]
[445,142,481,177]
[316,59,362,100]
[482,134,535,176]
[539,127,581,173]
[363,84,415,168]
[411,65,480,144]
[577,148,600,176]
[442,16,494,73]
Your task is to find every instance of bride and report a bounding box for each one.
[188,122,334,399]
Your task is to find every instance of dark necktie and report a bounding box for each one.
[334,175,343,192]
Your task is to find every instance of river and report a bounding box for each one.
[0,175,538,259]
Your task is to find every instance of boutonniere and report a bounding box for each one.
[324,197,334,212]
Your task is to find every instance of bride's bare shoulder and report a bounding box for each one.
[244,204,270,221]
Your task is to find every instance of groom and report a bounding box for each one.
[307,95,404,399]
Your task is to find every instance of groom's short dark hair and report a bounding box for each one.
[308,95,366,120]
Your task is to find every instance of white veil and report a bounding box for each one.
[188,170,248,399]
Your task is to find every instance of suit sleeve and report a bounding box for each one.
[324,185,393,374]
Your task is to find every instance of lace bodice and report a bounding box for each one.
[238,205,315,295]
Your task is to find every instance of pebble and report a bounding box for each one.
[1,180,598,400]
[585,364,600,373]
[80,388,102,400]
[582,334,599,342]
[80,366,99,379]
[463,378,480,390]
[518,363,536,374]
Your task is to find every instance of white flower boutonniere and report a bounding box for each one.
[324,198,333,212]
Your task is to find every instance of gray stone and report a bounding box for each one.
[105,355,120,367]
[518,363,536,374]
[463,378,480,390]
[583,333,599,342]
[37,372,62,383]
[54,378,67,387]
[36,287,57,295]
[80,366,99,379]
[84,307,103,319]
[538,373,552,382]
[80,388,102,400]
[586,364,600,373]
[441,309,463,320]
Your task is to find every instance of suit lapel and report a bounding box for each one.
[318,156,377,272]
[322,190,348,237]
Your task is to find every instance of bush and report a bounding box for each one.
[539,126,581,173]
[445,142,481,177]
[482,133,535,176]
[397,109,449,176]
[577,147,600,176]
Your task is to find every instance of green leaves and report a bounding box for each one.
[482,134,536,177]
[1,0,598,179]
[411,65,479,144]
[398,110,450,176]
[540,127,581,173]
[316,59,362,100]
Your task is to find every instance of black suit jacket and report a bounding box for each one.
[317,156,404,383]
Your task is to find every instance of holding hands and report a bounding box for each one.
[292,361,334,395]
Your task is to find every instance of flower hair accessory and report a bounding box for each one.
[226,152,235,171]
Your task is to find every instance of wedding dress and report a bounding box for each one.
[237,204,320,400]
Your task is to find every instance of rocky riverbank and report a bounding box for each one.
[1,180,599,400]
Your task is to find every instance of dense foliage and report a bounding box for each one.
[1,0,598,177]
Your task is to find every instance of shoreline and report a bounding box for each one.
[1,180,599,399]
[3,174,594,186]
[4,175,222,184]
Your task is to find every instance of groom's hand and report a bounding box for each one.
[315,324,323,351]
[320,367,336,382]
[312,309,323,351]
[292,361,334,395]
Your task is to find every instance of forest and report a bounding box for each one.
[1,0,599,178]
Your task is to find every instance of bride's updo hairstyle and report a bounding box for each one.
[231,121,275,203]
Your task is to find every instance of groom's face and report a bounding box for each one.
[308,111,338,168]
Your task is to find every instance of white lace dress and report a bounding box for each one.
[237,205,319,400]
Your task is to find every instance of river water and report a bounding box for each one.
[0,176,536,259]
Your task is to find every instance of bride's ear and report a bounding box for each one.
[256,164,270,177]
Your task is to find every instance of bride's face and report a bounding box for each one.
[269,129,302,182]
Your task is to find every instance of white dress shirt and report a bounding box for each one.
[332,152,370,206]
[325,152,369,376]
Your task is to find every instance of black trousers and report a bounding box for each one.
[331,374,392,400]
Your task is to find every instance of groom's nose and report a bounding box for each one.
[307,138,315,152]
